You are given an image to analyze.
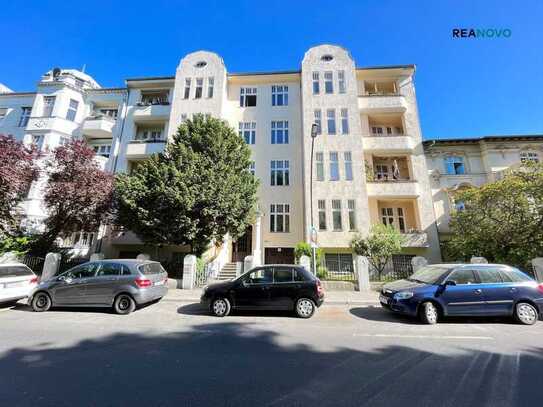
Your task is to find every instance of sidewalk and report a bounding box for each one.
[163,286,380,306]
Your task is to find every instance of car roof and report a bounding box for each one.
[0,262,31,268]
[92,259,158,264]
[434,263,514,269]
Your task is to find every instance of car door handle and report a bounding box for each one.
[474,289,482,294]
[509,287,517,292]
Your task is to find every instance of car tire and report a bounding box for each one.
[295,298,316,319]
[211,297,231,317]
[113,294,136,315]
[31,292,52,312]
[419,301,439,324]
[514,302,538,325]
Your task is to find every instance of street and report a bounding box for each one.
[1,294,542,407]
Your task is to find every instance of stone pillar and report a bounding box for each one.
[137,253,151,261]
[244,256,254,274]
[470,256,488,264]
[41,252,61,281]
[90,253,105,262]
[532,258,543,283]
[355,255,371,292]
[252,215,262,266]
[411,256,428,272]
[299,255,311,273]
[182,255,196,290]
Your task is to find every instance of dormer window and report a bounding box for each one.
[321,54,334,62]
[195,61,207,68]
[520,151,540,164]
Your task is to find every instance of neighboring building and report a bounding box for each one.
[0,44,441,271]
[424,135,543,241]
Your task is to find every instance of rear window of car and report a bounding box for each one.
[294,268,313,282]
[138,262,165,275]
[477,269,503,283]
[274,267,293,283]
[498,268,533,283]
[0,266,33,278]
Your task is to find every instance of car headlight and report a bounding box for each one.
[394,291,414,300]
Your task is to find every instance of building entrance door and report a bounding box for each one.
[264,248,295,264]
[232,226,252,262]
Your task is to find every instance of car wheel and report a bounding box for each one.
[114,294,136,315]
[419,301,439,324]
[31,292,52,312]
[514,302,538,325]
[295,298,316,319]
[211,297,231,317]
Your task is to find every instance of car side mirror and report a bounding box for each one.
[58,275,65,282]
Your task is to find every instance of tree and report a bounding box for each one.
[445,163,543,270]
[294,241,327,278]
[115,115,259,256]
[31,140,114,255]
[351,224,405,280]
[0,134,39,236]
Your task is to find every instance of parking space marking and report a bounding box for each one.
[353,333,494,340]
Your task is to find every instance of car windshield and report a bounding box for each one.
[407,266,454,285]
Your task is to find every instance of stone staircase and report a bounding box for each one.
[217,262,238,281]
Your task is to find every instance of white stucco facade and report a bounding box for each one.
[1,45,446,267]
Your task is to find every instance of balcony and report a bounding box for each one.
[26,116,79,135]
[358,95,408,113]
[132,103,170,120]
[82,115,115,138]
[366,180,420,198]
[363,135,414,152]
[125,139,166,158]
[401,232,429,248]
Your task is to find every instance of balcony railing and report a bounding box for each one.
[401,231,429,248]
[126,139,166,158]
[26,116,79,134]
[358,94,407,113]
[82,115,116,138]
[362,135,414,152]
[366,180,419,197]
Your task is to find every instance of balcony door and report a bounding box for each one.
[381,207,406,233]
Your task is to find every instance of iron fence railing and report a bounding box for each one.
[21,256,45,275]
[369,254,416,282]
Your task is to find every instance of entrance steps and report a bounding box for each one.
[217,262,238,281]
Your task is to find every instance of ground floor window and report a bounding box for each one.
[325,253,354,275]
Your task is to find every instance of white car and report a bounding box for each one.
[0,262,38,305]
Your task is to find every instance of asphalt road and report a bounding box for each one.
[1,295,542,407]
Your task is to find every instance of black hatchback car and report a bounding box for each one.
[200,265,325,318]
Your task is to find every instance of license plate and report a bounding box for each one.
[154,280,164,286]
[379,294,389,305]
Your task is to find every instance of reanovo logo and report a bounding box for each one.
[452,28,512,38]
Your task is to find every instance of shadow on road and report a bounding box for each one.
[177,302,297,318]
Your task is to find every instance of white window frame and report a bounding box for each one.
[271,85,288,106]
[184,78,191,99]
[195,78,203,99]
[314,109,322,135]
[324,71,334,94]
[43,96,55,117]
[381,207,406,233]
[271,120,289,144]
[332,199,342,231]
[93,144,112,157]
[338,70,346,93]
[340,108,349,135]
[240,87,257,107]
[66,99,78,121]
[270,204,290,233]
[520,151,539,164]
[18,106,32,127]
[270,160,290,186]
[329,152,339,181]
[316,152,324,181]
[344,151,353,181]
[136,128,163,142]
[238,122,256,145]
[312,72,320,95]
[348,200,356,231]
[327,109,336,135]
[207,77,214,98]
[318,200,327,231]
[31,134,45,151]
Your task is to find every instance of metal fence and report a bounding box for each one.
[369,254,415,282]
[58,257,88,274]
[323,254,356,281]
[20,256,45,275]
[161,260,184,280]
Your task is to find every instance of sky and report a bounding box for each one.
[1,0,542,140]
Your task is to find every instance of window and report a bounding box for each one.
[381,207,406,233]
[0,108,7,123]
[386,127,392,135]
[520,151,539,164]
[332,199,342,231]
[372,126,383,135]
[340,108,349,135]
[195,78,203,99]
[273,267,293,283]
[93,144,112,158]
[140,91,169,105]
[65,263,98,280]
[136,128,163,141]
[249,161,255,176]
[324,71,333,94]
[498,268,532,283]
[270,160,290,186]
[18,107,31,127]
[272,85,288,106]
[338,70,346,93]
[31,134,45,151]
[184,78,191,99]
[96,263,124,277]
[72,231,95,247]
[270,204,290,232]
[445,156,465,175]
[246,268,273,284]
[314,110,322,135]
[316,152,324,181]
[43,96,55,117]
[477,269,503,284]
[240,87,257,107]
[318,200,326,231]
[271,120,289,144]
[238,122,256,144]
[446,269,478,285]
[99,108,118,119]
[375,164,389,181]
[329,152,339,181]
[327,109,336,135]
[312,72,320,95]
[344,152,353,181]
[207,77,214,98]
[66,99,78,121]
[325,253,353,274]
[348,200,356,231]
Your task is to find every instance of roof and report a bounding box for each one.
[424,134,543,145]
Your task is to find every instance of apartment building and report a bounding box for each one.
[424,134,543,241]
[0,44,441,269]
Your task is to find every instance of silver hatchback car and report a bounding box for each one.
[28,259,168,314]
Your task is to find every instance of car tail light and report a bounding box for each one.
[29,277,38,284]
[316,279,324,295]
[538,283,543,294]
[135,278,152,288]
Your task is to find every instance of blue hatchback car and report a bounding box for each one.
[380,264,543,325]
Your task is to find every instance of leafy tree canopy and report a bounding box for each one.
[445,163,543,269]
[115,115,259,256]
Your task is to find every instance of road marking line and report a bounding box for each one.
[353,333,494,340]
